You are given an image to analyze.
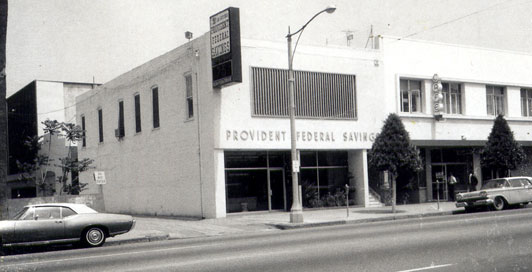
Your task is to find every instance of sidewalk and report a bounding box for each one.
[105,202,461,246]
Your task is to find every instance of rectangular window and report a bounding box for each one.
[521,88,532,117]
[185,75,194,119]
[118,100,125,137]
[81,115,86,147]
[98,109,104,143]
[251,67,357,119]
[134,94,141,133]
[152,87,160,128]
[442,82,462,114]
[486,86,505,116]
[400,79,422,113]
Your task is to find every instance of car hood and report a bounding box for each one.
[459,188,506,197]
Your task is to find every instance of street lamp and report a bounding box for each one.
[286,5,336,223]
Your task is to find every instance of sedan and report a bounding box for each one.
[0,203,135,250]
[456,176,532,212]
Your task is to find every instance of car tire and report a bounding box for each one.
[493,197,506,211]
[83,227,106,247]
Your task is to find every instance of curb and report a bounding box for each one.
[272,210,457,230]
[104,234,169,246]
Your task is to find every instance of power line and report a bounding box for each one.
[394,0,523,42]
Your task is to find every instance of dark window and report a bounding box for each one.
[134,94,141,133]
[152,87,160,128]
[118,101,125,137]
[98,109,104,143]
[520,88,532,117]
[81,115,86,147]
[61,207,76,218]
[186,75,194,119]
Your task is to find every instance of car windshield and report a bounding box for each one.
[481,179,506,189]
[11,207,29,220]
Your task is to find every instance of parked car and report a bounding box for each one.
[456,176,532,212]
[0,203,135,250]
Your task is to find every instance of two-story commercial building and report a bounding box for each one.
[76,30,532,218]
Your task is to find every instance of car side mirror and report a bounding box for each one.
[34,215,39,220]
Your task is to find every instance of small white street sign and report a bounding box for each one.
[93,171,106,185]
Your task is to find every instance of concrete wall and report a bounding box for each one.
[217,40,385,151]
[348,150,369,207]
[76,37,209,218]
[381,36,532,143]
[6,194,104,219]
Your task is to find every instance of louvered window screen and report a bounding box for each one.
[252,67,357,119]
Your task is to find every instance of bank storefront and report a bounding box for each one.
[224,150,353,213]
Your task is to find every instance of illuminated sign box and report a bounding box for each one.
[210,7,242,88]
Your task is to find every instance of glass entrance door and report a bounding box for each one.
[269,169,286,210]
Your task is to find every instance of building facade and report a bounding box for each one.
[7,80,99,198]
[76,33,532,219]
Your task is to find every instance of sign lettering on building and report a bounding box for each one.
[225,129,377,143]
[210,7,242,88]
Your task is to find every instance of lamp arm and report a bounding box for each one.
[286,8,329,38]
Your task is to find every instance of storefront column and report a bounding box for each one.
[425,148,433,201]
[348,150,369,207]
[203,149,226,218]
[473,153,482,190]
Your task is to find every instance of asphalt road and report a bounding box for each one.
[3,208,532,272]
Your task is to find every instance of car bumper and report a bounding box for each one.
[456,199,493,208]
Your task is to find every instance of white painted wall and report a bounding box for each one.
[217,40,385,151]
[382,36,532,143]
[36,81,64,136]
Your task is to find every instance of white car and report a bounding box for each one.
[456,177,532,212]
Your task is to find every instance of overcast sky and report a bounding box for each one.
[6,0,532,96]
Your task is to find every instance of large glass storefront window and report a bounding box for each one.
[225,151,289,213]
[224,150,349,212]
[430,148,473,201]
[300,151,348,208]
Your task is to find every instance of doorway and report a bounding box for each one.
[269,169,286,211]
[431,163,468,201]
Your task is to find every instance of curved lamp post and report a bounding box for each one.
[286,5,336,223]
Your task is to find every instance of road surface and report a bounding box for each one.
[2,208,532,271]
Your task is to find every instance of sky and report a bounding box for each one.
[6,0,532,96]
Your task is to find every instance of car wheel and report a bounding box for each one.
[83,227,106,247]
[493,197,506,211]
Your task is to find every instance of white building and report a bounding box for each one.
[76,32,532,218]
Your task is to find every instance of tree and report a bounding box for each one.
[481,114,526,178]
[369,113,422,213]
[17,120,93,195]
[0,0,7,219]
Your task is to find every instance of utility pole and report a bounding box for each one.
[0,0,8,219]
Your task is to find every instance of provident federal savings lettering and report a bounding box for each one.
[225,130,376,142]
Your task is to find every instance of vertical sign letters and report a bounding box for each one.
[210,7,242,88]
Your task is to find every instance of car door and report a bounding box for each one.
[521,178,532,202]
[14,206,65,243]
[506,179,524,204]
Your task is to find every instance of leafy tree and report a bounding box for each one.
[481,114,526,178]
[369,113,422,213]
[17,120,93,195]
